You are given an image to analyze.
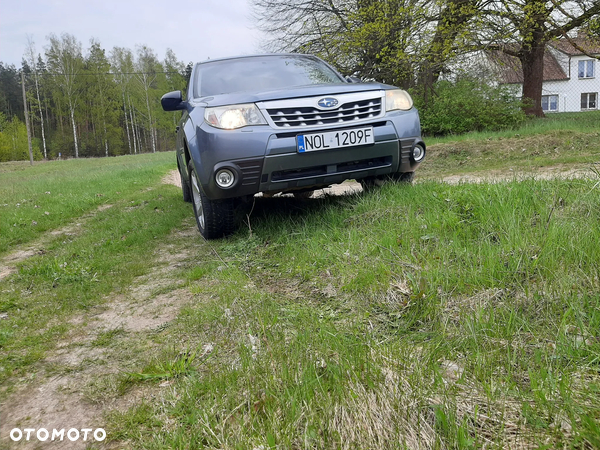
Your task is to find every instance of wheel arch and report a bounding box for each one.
[182,120,203,184]
[182,139,192,173]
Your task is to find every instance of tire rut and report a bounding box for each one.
[0,204,114,282]
[0,224,203,449]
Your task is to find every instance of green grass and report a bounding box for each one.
[422,129,600,178]
[0,152,190,388]
[2,118,600,449]
[426,110,600,145]
[422,110,600,178]
[0,153,175,254]
[109,177,600,449]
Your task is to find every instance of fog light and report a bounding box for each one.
[412,144,425,162]
[215,169,235,188]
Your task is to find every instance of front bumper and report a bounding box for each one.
[194,111,424,200]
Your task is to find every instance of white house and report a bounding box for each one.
[489,35,600,113]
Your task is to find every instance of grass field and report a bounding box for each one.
[1,116,600,449]
[0,153,176,254]
[422,110,600,178]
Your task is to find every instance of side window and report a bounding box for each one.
[193,65,203,99]
[183,63,193,100]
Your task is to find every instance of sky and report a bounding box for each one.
[0,0,265,67]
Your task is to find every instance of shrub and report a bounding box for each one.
[0,115,43,162]
[412,77,527,136]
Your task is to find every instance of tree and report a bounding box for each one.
[163,48,186,92]
[339,0,426,87]
[418,0,481,91]
[25,36,48,159]
[589,15,600,37]
[0,63,23,121]
[482,0,600,116]
[252,0,485,90]
[342,0,483,91]
[252,0,353,56]
[110,46,137,154]
[0,113,42,162]
[45,33,84,157]
[161,49,187,149]
[254,0,600,118]
[1,35,187,160]
[134,45,161,153]
[85,40,121,157]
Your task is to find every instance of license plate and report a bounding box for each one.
[297,127,374,153]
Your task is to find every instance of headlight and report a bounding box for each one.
[385,90,413,112]
[205,104,267,129]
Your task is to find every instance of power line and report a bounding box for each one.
[23,71,185,76]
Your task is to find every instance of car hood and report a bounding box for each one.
[193,82,396,107]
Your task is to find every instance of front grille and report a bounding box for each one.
[267,98,382,128]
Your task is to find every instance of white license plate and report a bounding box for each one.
[297,127,374,153]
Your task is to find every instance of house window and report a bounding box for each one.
[541,95,558,112]
[581,92,597,110]
[578,60,595,78]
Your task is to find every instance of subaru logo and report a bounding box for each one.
[317,97,339,109]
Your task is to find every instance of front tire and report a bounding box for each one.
[293,190,314,199]
[395,172,415,183]
[188,162,236,240]
[360,172,414,191]
[359,177,385,192]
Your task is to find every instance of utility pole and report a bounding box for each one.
[21,72,34,166]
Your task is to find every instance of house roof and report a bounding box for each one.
[549,36,600,56]
[487,48,569,84]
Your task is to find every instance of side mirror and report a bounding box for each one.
[346,76,362,84]
[161,91,187,111]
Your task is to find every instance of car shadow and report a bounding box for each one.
[242,188,363,225]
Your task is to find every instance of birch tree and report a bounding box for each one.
[45,33,84,157]
[86,40,121,156]
[0,37,185,160]
[25,37,48,158]
[134,46,161,153]
[162,48,187,140]
[110,47,137,154]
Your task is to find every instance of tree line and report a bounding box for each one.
[0,34,190,162]
[2,3,600,162]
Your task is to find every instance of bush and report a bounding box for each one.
[0,115,43,162]
[412,77,527,136]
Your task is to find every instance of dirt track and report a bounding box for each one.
[0,215,202,449]
[163,165,597,194]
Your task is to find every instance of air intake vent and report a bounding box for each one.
[236,159,263,187]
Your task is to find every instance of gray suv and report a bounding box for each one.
[161,54,425,239]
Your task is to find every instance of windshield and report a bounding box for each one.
[194,55,345,97]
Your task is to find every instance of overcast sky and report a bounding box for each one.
[0,0,265,67]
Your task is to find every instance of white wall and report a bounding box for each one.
[540,53,599,113]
